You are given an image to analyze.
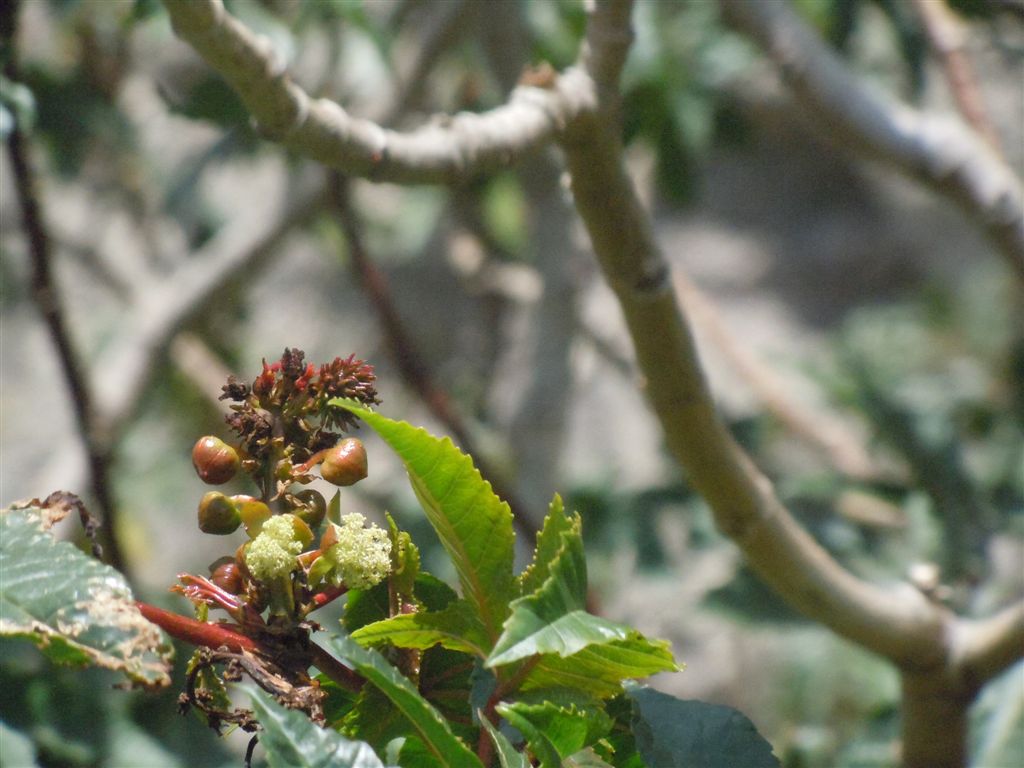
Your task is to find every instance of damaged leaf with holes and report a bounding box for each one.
[0,502,173,687]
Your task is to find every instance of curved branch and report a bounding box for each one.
[561,0,947,669]
[956,600,1024,690]
[719,0,1024,284]
[161,0,596,185]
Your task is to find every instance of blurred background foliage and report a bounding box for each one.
[1,0,1022,766]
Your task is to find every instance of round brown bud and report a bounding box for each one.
[321,438,368,487]
[198,492,241,535]
[291,489,327,529]
[192,436,240,485]
[208,556,245,594]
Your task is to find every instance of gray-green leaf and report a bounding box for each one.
[0,503,172,687]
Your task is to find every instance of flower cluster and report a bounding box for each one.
[244,515,307,581]
[179,350,392,625]
[219,348,379,465]
[321,513,392,590]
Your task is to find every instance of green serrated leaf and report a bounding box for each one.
[419,646,476,737]
[479,714,530,768]
[0,504,172,687]
[397,735,447,768]
[497,702,563,768]
[351,600,490,658]
[517,495,574,597]
[388,513,420,600]
[344,582,391,633]
[327,635,483,768]
[488,518,636,667]
[498,696,611,762]
[522,637,679,698]
[332,401,515,640]
[626,684,779,768]
[344,574,458,634]
[317,672,361,727]
[413,573,461,612]
[342,684,409,752]
[247,685,388,768]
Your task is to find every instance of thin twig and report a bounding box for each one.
[911,0,1002,151]
[91,170,325,438]
[719,0,1024,283]
[673,272,888,481]
[2,0,127,576]
[327,175,538,544]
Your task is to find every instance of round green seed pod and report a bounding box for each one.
[198,492,241,535]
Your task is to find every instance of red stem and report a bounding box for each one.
[136,601,258,653]
[309,584,348,610]
[136,601,365,693]
[309,642,365,693]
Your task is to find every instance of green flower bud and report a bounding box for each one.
[192,436,240,485]
[232,495,273,538]
[320,438,368,487]
[323,513,391,589]
[197,492,241,535]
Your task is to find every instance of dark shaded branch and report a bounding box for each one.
[161,0,597,185]
[136,601,364,693]
[901,669,970,768]
[910,0,1001,151]
[673,271,886,481]
[327,175,537,544]
[2,0,127,575]
[328,177,472,446]
[719,0,1024,284]
[308,642,365,694]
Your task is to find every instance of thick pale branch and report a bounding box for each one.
[719,0,1024,283]
[955,600,1024,690]
[581,0,635,90]
[161,0,596,185]
[562,0,946,669]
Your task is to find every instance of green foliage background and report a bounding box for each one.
[1,0,1022,766]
